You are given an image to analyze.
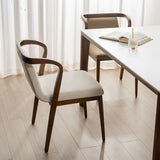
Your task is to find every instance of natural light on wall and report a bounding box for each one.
[0,0,160,77]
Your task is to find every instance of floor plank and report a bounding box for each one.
[0,68,156,160]
[123,140,152,160]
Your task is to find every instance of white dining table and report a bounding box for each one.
[80,25,160,160]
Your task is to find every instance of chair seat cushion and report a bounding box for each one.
[37,70,104,102]
[89,43,112,61]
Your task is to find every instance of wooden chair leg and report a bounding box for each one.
[32,96,39,125]
[120,67,124,80]
[98,96,105,141]
[45,104,57,152]
[79,102,84,107]
[96,60,100,82]
[83,102,87,118]
[135,78,138,98]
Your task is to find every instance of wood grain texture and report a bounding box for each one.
[0,68,156,160]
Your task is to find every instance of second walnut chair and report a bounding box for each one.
[81,13,138,97]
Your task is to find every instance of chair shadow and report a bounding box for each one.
[99,142,106,160]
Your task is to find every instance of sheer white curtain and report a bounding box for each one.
[0,0,83,77]
[0,0,160,77]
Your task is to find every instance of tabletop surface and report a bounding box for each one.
[82,25,160,94]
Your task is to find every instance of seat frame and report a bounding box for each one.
[17,40,105,152]
[81,13,138,97]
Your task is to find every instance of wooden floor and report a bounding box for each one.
[0,68,157,160]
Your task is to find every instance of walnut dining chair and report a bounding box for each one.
[16,40,105,152]
[81,13,138,97]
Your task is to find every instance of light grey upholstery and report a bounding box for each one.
[17,46,44,99]
[17,44,104,103]
[25,63,45,100]
[16,40,105,153]
[38,70,104,102]
[17,46,37,94]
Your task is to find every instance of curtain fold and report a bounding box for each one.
[0,0,160,77]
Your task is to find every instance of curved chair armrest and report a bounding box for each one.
[20,40,48,76]
[81,15,88,29]
[83,13,131,28]
[23,56,63,105]
[17,39,63,105]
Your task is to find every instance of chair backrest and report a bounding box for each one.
[82,13,131,29]
[16,40,47,99]
[87,17,118,29]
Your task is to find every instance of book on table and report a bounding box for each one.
[99,31,152,45]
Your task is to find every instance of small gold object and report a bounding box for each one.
[131,28,135,50]
[131,45,135,50]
